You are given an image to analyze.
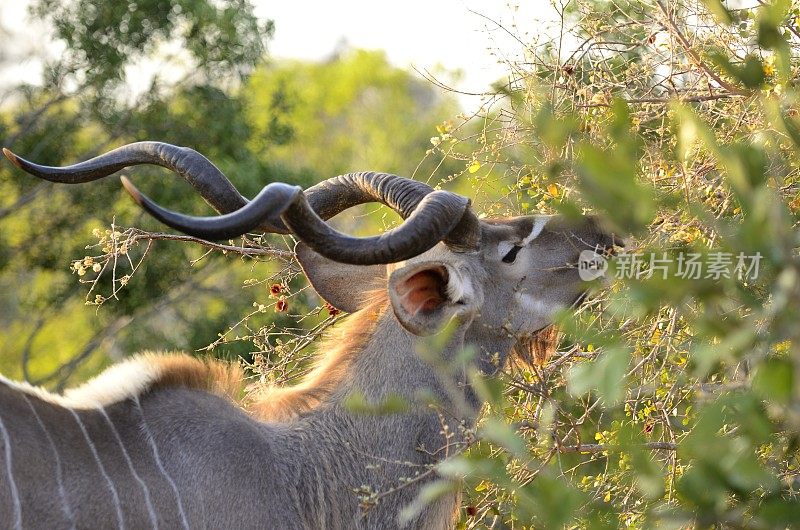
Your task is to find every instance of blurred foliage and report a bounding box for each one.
[31,0,272,85]
[0,2,457,388]
[246,49,460,178]
[411,0,800,527]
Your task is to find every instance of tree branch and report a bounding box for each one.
[557,441,678,453]
[123,228,294,260]
[654,0,749,96]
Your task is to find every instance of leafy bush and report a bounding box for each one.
[415,0,800,527]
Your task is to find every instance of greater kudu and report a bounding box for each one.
[1,142,616,529]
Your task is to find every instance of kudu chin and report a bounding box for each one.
[1,142,617,529]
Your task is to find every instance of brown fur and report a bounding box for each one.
[35,352,249,409]
[248,291,388,421]
[106,294,387,421]
[511,326,560,367]
[149,353,246,402]
[142,303,556,419]
[97,306,554,419]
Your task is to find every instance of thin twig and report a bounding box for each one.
[654,0,748,96]
[124,229,294,260]
[557,441,677,453]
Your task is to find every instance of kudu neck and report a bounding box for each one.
[464,325,517,376]
[325,308,484,425]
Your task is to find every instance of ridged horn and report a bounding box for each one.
[2,142,248,217]
[4,142,483,263]
[121,176,472,265]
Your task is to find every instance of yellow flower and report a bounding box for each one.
[649,329,662,345]
[773,340,792,353]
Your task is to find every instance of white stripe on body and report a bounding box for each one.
[133,397,190,530]
[97,406,159,529]
[69,409,126,530]
[0,412,22,530]
[21,394,75,528]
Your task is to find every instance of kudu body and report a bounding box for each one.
[0,143,615,529]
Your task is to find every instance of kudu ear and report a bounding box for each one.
[388,261,473,336]
[296,243,387,313]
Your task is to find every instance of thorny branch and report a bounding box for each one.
[556,442,678,453]
[120,229,294,260]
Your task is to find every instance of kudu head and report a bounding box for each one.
[3,142,617,372]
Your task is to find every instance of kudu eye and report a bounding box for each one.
[501,245,523,264]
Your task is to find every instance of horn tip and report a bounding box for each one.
[120,176,144,205]
[2,148,21,168]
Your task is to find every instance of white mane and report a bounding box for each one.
[0,353,243,409]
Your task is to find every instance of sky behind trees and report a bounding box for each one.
[0,0,558,110]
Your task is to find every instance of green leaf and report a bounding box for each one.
[709,52,764,89]
[567,346,629,405]
[479,417,529,459]
[437,453,510,484]
[767,99,800,148]
[673,104,724,163]
[519,473,586,527]
[673,104,769,203]
[343,391,410,415]
[618,424,665,500]
[757,0,790,49]
[576,145,654,234]
[468,369,505,405]
[691,326,755,376]
[756,498,800,527]
[534,103,579,149]
[702,0,733,24]
[753,358,794,404]
[398,479,459,524]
